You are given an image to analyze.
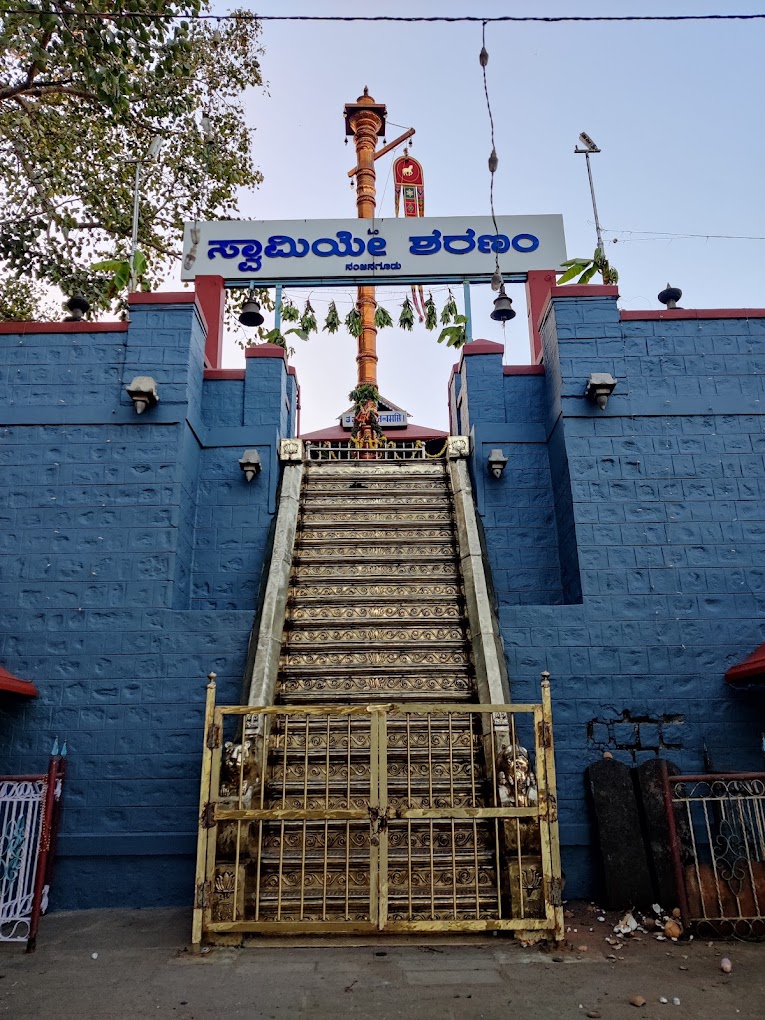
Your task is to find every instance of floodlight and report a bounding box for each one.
[577,132,600,153]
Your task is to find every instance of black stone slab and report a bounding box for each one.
[636,758,680,908]
[587,757,654,910]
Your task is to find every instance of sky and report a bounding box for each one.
[197,1,765,434]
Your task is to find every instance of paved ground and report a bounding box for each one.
[1,904,762,1019]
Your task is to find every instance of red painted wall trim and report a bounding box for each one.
[549,285,619,300]
[195,276,225,369]
[525,269,557,364]
[245,344,288,361]
[128,291,196,305]
[461,339,505,357]
[128,289,208,336]
[0,321,127,334]
[503,365,545,376]
[203,368,245,380]
[621,308,765,321]
[537,284,620,332]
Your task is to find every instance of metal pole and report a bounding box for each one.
[584,151,605,256]
[130,160,142,292]
[462,280,473,343]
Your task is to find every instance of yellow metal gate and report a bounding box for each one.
[192,681,564,943]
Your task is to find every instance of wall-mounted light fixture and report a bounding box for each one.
[487,448,508,478]
[239,449,262,482]
[125,375,159,414]
[584,372,617,410]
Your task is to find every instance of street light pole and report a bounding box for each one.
[129,160,143,293]
[575,132,605,255]
[129,135,162,292]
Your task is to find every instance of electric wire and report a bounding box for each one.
[603,228,765,242]
[3,11,764,24]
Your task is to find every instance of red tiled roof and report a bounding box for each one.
[0,665,39,697]
[301,423,447,442]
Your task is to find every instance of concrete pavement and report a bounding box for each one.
[1,906,762,1019]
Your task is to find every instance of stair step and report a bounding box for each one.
[288,582,462,601]
[294,544,457,561]
[284,625,467,646]
[288,605,463,623]
[280,647,471,669]
[300,510,453,525]
[277,673,475,701]
[291,563,459,582]
[302,495,451,510]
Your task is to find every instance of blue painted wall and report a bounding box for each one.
[3,288,764,909]
[0,304,296,908]
[450,295,765,896]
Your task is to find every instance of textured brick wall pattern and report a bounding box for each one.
[451,295,765,896]
[0,304,295,907]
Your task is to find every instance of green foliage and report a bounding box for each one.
[91,250,148,301]
[0,275,57,321]
[345,306,362,338]
[374,304,393,329]
[424,292,438,331]
[557,248,619,286]
[437,314,468,349]
[262,326,307,354]
[323,301,340,333]
[398,296,415,331]
[440,291,459,324]
[0,3,264,313]
[279,298,299,322]
[348,384,380,407]
[300,299,317,334]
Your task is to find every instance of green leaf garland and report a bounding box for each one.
[374,305,393,329]
[300,299,317,334]
[345,306,362,337]
[323,301,340,333]
[399,297,415,331]
[424,292,438,331]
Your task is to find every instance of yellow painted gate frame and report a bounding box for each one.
[192,679,564,944]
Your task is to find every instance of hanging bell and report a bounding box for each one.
[490,285,516,323]
[239,296,264,327]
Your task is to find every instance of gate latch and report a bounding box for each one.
[368,804,390,846]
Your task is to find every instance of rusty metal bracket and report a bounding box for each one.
[195,880,211,909]
[206,722,221,750]
[549,876,563,907]
[537,719,552,749]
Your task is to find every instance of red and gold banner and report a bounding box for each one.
[393,151,426,320]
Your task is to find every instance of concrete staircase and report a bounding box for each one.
[249,461,501,923]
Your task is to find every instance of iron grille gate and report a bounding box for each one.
[193,684,563,944]
[662,766,765,938]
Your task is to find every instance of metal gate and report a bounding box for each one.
[1,753,66,949]
[662,766,765,938]
[193,680,563,944]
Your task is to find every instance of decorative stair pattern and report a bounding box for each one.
[243,461,502,923]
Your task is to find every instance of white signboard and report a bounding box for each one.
[181,215,566,284]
